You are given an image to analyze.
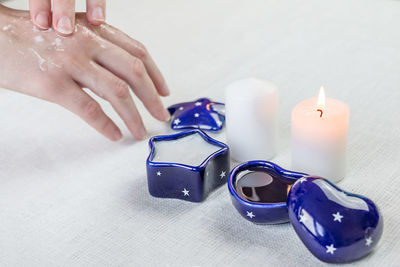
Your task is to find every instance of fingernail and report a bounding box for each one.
[113,129,123,140]
[162,109,171,121]
[35,12,50,29]
[56,16,73,34]
[92,7,105,22]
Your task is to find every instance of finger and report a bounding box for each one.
[52,0,75,35]
[72,61,147,139]
[97,24,170,96]
[57,83,122,141]
[93,45,170,122]
[86,0,106,25]
[29,0,51,30]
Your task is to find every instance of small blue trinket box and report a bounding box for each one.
[146,129,230,202]
[228,160,306,224]
[287,176,383,263]
[167,98,225,131]
[228,160,383,263]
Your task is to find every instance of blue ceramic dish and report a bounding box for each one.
[228,161,306,224]
[147,129,230,202]
[287,176,383,263]
[168,98,225,132]
[229,161,383,262]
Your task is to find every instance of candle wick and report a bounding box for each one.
[317,109,323,117]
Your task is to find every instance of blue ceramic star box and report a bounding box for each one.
[167,98,225,131]
[146,129,230,202]
[228,160,383,263]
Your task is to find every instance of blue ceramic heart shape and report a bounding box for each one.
[287,176,383,263]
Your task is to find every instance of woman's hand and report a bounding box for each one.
[0,6,170,141]
[29,0,106,35]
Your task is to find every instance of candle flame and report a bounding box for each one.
[316,86,326,117]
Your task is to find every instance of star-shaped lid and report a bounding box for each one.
[147,129,228,168]
[167,98,225,131]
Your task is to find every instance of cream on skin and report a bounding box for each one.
[0,5,171,141]
[29,0,107,36]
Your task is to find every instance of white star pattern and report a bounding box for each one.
[332,212,343,222]
[299,210,307,224]
[246,211,255,219]
[179,106,184,111]
[365,237,373,246]
[194,113,200,118]
[195,102,202,106]
[220,171,226,179]
[217,121,223,127]
[325,244,336,254]
[182,188,189,196]
[174,118,181,125]
[156,171,162,176]
[299,212,307,223]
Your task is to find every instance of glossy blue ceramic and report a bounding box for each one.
[228,161,306,224]
[146,129,230,202]
[167,98,225,131]
[287,176,383,263]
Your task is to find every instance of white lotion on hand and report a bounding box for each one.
[225,78,278,162]
[153,133,222,166]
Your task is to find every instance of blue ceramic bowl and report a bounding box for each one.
[147,129,230,202]
[228,161,306,224]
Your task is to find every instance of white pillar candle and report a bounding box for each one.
[225,78,278,162]
[291,87,349,183]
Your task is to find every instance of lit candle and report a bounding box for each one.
[225,78,278,162]
[291,87,349,182]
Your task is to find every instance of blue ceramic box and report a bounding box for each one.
[167,98,225,132]
[228,160,306,224]
[147,129,230,202]
[228,160,383,263]
[287,176,383,263]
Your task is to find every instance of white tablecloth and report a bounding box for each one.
[1,0,399,266]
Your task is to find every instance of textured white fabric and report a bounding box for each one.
[1,0,399,266]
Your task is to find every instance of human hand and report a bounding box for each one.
[0,6,170,141]
[29,0,106,35]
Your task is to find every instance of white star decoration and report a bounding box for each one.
[326,244,336,254]
[365,237,373,246]
[173,118,181,125]
[179,106,184,111]
[297,177,307,184]
[194,113,200,118]
[195,102,202,106]
[220,171,226,179]
[217,121,223,126]
[246,211,255,219]
[332,212,343,222]
[299,210,307,223]
[156,171,162,176]
[182,188,189,196]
